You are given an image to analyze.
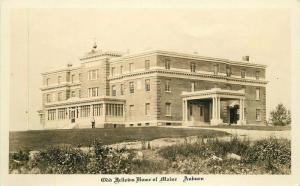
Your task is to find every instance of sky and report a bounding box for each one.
[9,8,291,131]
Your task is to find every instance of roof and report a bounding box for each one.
[110,49,267,69]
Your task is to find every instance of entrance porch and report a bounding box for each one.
[182,88,246,126]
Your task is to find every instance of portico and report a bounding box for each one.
[182,88,246,126]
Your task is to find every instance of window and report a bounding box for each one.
[120,66,123,74]
[256,88,260,100]
[145,123,150,126]
[52,94,56,102]
[71,74,75,83]
[129,105,134,117]
[145,79,150,91]
[191,82,195,92]
[58,76,61,85]
[256,109,261,121]
[79,73,82,81]
[165,80,170,92]
[130,124,134,127]
[93,104,103,116]
[80,105,90,117]
[88,69,99,80]
[88,87,99,97]
[46,94,51,103]
[129,82,134,94]
[71,91,75,97]
[226,65,231,77]
[166,103,171,116]
[190,62,196,72]
[47,109,56,120]
[46,78,50,86]
[189,105,193,116]
[120,84,124,95]
[214,64,219,75]
[165,59,170,70]
[145,60,150,70]
[137,123,142,126]
[111,85,116,96]
[145,103,150,115]
[241,69,246,78]
[111,67,115,77]
[58,92,63,101]
[129,63,133,73]
[255,71,260,80]
[58,108,67,120]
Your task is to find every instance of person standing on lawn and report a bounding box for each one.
[91,117,95,128]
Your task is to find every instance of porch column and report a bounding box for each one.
[90,104,93,117]
[211,96,222,125]
[242,99,245,121]
[212,97,216,119]
[182,100,185,122]
[182,99,188,124]
[237,98,245,125]
[103,103,106,122]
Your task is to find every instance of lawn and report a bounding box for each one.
[196,125,291,131]
[9,127,230,151]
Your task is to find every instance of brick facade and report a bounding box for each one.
[39,48,267,129]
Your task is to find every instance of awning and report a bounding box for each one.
[229,100,239,107]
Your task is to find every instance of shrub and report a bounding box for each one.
[269,103,291,126]
[243,137,291,174]
[35,146,89,174]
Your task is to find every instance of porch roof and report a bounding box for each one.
[45,96,126,108]
[181,88,245,100]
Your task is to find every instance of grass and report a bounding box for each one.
[196,125,291,131]
[9,127,230,151]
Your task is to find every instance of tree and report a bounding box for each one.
[269,103,291,126]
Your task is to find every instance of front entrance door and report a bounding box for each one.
[229,107,239,124]
[199,105,204,122]
[70,109,76,123]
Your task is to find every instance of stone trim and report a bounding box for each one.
[108,69,267,86]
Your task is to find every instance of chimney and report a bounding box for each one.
[67,63,73,67]
[242,56,250,62]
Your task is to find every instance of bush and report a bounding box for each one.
[269,103,291,126]
[9,139,135,174]
[35,146,89,174]
[243,137,291,174]
[158,136,291,174]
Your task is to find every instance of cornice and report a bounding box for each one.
[41,82,81,91]
[108,69,268,85]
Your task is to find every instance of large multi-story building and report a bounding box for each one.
[38,45,267,129]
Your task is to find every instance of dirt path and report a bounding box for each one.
[163,126,291,140]
[106,126,290,151]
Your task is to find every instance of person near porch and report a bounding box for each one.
[91,117,95,128]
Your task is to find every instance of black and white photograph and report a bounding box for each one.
[1,1,300,186]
